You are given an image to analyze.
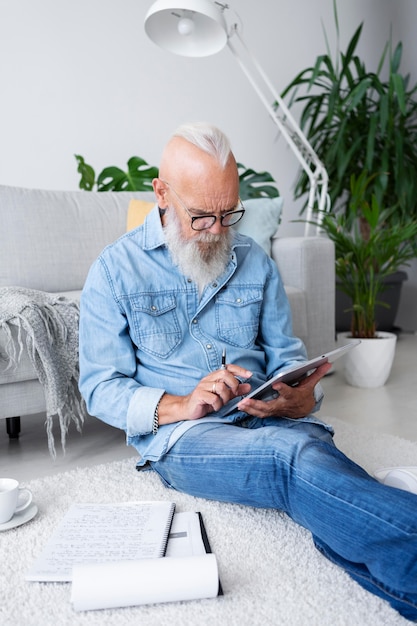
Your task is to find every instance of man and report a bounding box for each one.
[79,122,417,620]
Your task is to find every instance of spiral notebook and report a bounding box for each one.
[26,501,176,582]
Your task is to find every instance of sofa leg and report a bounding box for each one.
[6,416,21,439]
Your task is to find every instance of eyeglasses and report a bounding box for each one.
[162,180,245,231]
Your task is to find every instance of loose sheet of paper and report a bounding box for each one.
[71,554,219,611]
[26,501,175,582]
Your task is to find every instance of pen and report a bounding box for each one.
[221,348,227,370]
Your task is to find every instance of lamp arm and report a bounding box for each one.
[226,27,329,236]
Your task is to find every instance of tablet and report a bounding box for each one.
[222,340,360,416]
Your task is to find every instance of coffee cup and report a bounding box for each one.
[0,478,33,524]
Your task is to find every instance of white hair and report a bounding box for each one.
[172,122,232,168]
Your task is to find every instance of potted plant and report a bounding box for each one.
[75,155,159,192]
[75,155,279,200]
[280,3,417,330]
[315,172,417,387]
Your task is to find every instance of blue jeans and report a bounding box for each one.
[152,418,417,620]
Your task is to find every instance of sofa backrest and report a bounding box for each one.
[1,185,283,293]
[0,185,155,292]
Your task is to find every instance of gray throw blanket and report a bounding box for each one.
[0,287,87,457]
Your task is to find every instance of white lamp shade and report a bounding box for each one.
[144,0,228,57]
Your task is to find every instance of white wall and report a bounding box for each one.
[0,0,415,329]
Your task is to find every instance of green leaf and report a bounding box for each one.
[96,157,159,192]
[345,77,373,111]
[237,163,279,200]
[97,166,128,191]
[126,157,159,192]
[391,73,406,114]
[75,155,96,191]
[391,41,403,74]
[365,116,377,171]
[343,23,363,68]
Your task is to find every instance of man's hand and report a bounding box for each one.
[236,362,332,419]
[158,364,252,424]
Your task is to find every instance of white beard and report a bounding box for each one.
[163,207,232,293]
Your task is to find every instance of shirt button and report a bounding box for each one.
[236,298,242,303]
[151,305,157,311]
[212,282,218,288]
[192,319,198,324]
[206,344,212,350]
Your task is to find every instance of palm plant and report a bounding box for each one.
[280,3,417,231]
[317,172,417,338]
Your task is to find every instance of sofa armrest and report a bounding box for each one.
[272,236,335,357]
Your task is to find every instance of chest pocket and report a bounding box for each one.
[130,293,181,358]
[215,286,263,348]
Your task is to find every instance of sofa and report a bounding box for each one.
[0,184,335,438]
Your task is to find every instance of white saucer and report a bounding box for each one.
[0,503,38,531]
[374,467,417,495]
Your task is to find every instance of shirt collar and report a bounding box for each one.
[142,205,166,250]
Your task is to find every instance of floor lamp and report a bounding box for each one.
[144,0,330,235]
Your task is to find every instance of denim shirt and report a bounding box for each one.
[79,206,326,465]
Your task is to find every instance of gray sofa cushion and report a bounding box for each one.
[0,185,154,292]
[234,196,282,255]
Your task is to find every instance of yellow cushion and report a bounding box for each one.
[126,199,155,231]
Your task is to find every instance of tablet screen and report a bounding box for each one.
[222,340,360,416]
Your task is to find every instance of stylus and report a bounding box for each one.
[221,348,227,370]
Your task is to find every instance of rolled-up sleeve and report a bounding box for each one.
[127,386,165,436]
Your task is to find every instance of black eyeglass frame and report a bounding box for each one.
[161,179,245,231]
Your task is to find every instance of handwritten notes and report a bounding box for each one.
[26,501,175,582]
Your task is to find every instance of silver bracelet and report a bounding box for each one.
[152,394,164,435]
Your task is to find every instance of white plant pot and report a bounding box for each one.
[338,331,397,388]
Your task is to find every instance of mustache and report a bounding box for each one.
[194,232,223,243]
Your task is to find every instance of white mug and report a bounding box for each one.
[0,478,33,524]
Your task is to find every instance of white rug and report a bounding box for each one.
[1,417,416,626]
